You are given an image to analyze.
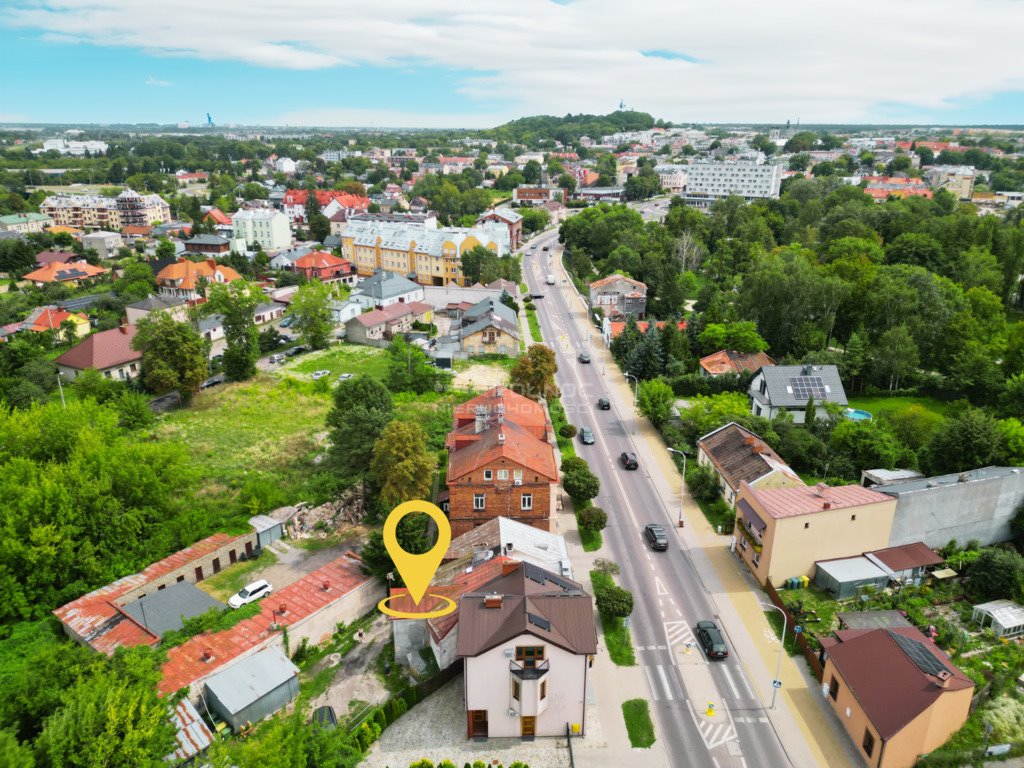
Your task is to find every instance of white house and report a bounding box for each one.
[350,270,424,309]
[232,209,292,251]
[748,364,848,423]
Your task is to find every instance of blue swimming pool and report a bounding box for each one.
[845,409,873,421]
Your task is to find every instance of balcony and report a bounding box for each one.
[737,522,763,553]
[510,659,549,680]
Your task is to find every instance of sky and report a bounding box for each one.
[2,0,1024,129]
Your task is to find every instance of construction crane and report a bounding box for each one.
[206,113,214,127]
[618,99,627,110]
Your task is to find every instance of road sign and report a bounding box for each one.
[772,680,782,689]
[794,625,803,635]
[706,703,715,717]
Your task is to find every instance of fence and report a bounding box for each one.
[764,580,824,680]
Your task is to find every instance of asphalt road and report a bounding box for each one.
[521,229,792,768]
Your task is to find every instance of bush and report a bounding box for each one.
[559,423,578,439]
[578,505,608,532]
[686,463,722,503]
[593,558,620,575]
[595,582,634,619]
[561,455,600,505]
[670,372,748,397]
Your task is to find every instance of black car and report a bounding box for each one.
[619,451,639,470]
[697,620,729,659]
[200,374,225,389]
[530,293,545,299]
[285,345,308,357]
[542,246,550,251]
[578,351,591,364]
[597,397,611,410]
[645,523,668,551]
[578,427,595,445]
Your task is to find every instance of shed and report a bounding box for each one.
[204,646,299,732]
[972,600,1024,638]
[120,580,225,638]
[836,610,914,631]
[814,556,889,599]
[865,542,944,586]
[248,515,284,548]
[167,699,214,765]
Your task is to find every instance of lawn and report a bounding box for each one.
[591,570,636,666]
[281,343,389,381]
[579,524,602,552]
[621,699,656,748]
[526,305,543,342]
[846,395,956,421]
[547,397,577,459]
[198,549,279,601]
[451,354,517,373]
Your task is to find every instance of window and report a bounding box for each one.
[483,470,493,481]
[516,646,545,668]
[829,676,840,701]
[474,494,485,510]
[521,494,533,511]
[498,469,509,480]
[850,514,856,521]
[514,469,523,482]
[862,729,875,757]
[752,552,760,567]
[804,522,810,529]
[540,680,547,700]
[512,679,520,701]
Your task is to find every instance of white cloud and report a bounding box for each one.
[7,0,1024,123]
[145,75,172,87]
[273,107,503,129]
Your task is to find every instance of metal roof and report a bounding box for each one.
[168,699,214,763]
[876,466,1023,496]
[120,581,224,638]
[814,556,887,582]
[204,646,298,715]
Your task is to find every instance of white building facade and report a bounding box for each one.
[684,161,783,207]
[232,209,292,251]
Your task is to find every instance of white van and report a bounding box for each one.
[546,274,556,285]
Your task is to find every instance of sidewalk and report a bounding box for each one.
[551,251,861,768]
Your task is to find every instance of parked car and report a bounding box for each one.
[200,374,225,390]
[530,293,545,299]
[645,523,669,551]
[578,427,595,445]
[338,373,355,381]
[542,246,550,251]
[279,316,294,328]
[619,451,639,470]
[228,579,273,609]
[597,397,611,410]
[268,353,286,364]
[546,274,556,285]
[311,370,332,380]
[285,345,308,357]
[697,620,728,659]
[278,333,295,343]
[578,351,591,364]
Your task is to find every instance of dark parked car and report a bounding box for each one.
[285,345,308,357]
[578,351,591,364]
[619,451,639,470]
[530,292,545,299]
[200,374,225,389]
[645,523,668,551]
[597,397,611,410]
[542,246,550,251]
[697,620,729,659]
[578,427,595,445]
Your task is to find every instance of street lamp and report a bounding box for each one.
[667,448,689,527]
[760,602,788,710]
[624,371,639,435]
[56,371,66,409]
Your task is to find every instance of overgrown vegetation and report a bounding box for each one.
[621,698,657,748]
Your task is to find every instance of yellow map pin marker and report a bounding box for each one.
[378,500,456,619]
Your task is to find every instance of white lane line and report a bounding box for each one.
[656,665,674,701]
[655,576,669,595]
[736,665,757,700]
[643,665,660,702]
[720,665,741,700]
[661,610,665,618]
[712,759,722,768]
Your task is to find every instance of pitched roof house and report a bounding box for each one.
[588,274,647,320]
[451,296,520,358]
[696,422,803,505]
[54,324,142,382]
[19,306,90,337]
[23,260,106,286]
[457,561,597,739]
[292,250,356,284]
[155,258,242,302]
[699,349,775,377]
[344,300,432,345]
[748,364,848,424]
[820,627,973,768]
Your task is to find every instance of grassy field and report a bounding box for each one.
[525,305,543,342]
[281,343,389,381]
[579,523,602,552]
[846,395,956,420]
[778,586,840,649]
[591,570,636,666]
[199,549,279,601]
[451,354,517,373]
[621,699,656,748]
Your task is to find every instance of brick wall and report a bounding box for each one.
[448,478,553,537]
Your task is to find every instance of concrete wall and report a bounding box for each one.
[431,628,460,671]
[394,619,426,665]
[464,633,588,738]
[886,472,1024,548]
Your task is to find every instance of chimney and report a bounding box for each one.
[743,436,756,446]
[502,561,519,577]
[957,473,968,483]
[277,603,287,616]
[321,581,330,592]
[935,670,952,688]
[494,386,503,399]
[202,648,214,662]
[822,501,832,510]
[118,319,129,334]
[752,444,765,454]
[206,258,217,271]
[474,405,488,434]
[484,594,503,609]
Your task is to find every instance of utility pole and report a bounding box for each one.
[667,447,689,527]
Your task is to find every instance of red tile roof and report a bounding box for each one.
[453,386,549,438]
[34,250,79,266]
[699,350,775,376]
[866,542,944,573]
[155,259,242,291]
[23,307,87,333]
[293,250,347,269]
[608,319,686,338]
[743,482,894,520]
[23,260,106,283]
[54,324,141,371]
[203,208,232,226]
[158,553,372,696]
[352,301,431,327]
[590,274,646,291]
[447,419,558,484]
[283,190,370,210]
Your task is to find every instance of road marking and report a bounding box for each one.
[758,717,768,723]
[643,665,660,701]
[663,620,696,649]
[661,610,665,618]
[656,665,674,701]
[736,666,757,700]
[720,665,741,700]
[655,577,669,595]
[658,598,664,607]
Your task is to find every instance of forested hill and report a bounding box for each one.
[485,110,663,144]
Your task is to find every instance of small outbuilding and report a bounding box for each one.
[814,556,889,599]
[204,646,299,732]
[120,581,225,638]
[248,514,285,549]
[971,600,1024,639]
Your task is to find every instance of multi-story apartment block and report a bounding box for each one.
[341,220,509,286]
[924,166,976,201]
[231,209,292,251]
[0,212,52,233]
[683,161,783,207]
[41,188,169,231]
[512,186,565,206]
[654,164,688,193]
[38,139,109,156]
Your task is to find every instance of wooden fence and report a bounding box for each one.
[765,580,824,680]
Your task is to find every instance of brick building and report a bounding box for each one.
[475,207,523,250]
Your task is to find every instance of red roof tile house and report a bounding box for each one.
[23,260,106,286]
[820,626,973,768]
[292,250,356,285]
[446,386,559,537]
[19,306,91,338]
[588,274,647,319]
[449,386,552,448]
[344,301,432,345]
[699,349,775,377]
[155,258,242,302]
[697,422,803,506]
[281,189,370,224]
[54,323,142,382]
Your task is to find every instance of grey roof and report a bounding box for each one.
[356,270,421,301]
[253,302,278,316]
[127,295,186,311]
[248,514,281,533]
[198,314,223,333]
[458,297,520,340]
[186,234,230,246]
[836,610,914,630]
[322,234,342,248]
[463,296,517,326]
[119,581,224,638]
[0,231,27,241]
[60,292,115,311]
[751,364,848,408]
[814,556,888,582]
[204,646,298,715]
[861,468,925,486]
[876,466,1023,496]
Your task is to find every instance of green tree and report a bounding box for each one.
[882,405,944,450]
[326,376,393,475]
[371,421,437,509]
[788,153,811,172]
[522,160,542,184]
[578,505,608,533]
[0,730,34,767]
[509,344,558,400]
[560,456,600,506]
[637,378,675,429]
[697,321,768,355]
[686,463,722,503]
[556,173,577,195]
[288,280,333,350]
[520,208,550,235]
[154,238,176,261]
[610,315,642,364]
[968,548,1024,602]
[870,325,919,391]
[829,421,905,474]
[625,323,664,380]
[385,336,448,394]
[885,232,945,272]
[925,407,1007,475]
[205,280,262,381]
[595,582,634,619]
[132,311,209,399]
[113,258,157,302]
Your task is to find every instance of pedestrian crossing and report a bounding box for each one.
[642,663,681,702]
[694,717,737,749]
[663,620,696,649]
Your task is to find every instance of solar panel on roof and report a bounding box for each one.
[888,631,949,677]
[789,376,828,400]
[527,613,551,631]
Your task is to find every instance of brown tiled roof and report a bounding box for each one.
[447,420,558,484]
[54,325,140,371]
[866,543,944,572]
[453,386,548,437]
[744,482,894,520]
[34,250,79,266]
[826,627,973,740]
[589,274,646,291]
[698,422,800,493]
[352,300,430,328]
[699,349,775,376]
[155,259,242,290]
[455,562,596,657]
[23,260,106,283]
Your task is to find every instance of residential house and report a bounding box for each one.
[20,306,90,338]
[862,176,933,202]
[41,188,169,230]
[281,189,369,224]
[454,296,520,357]
[734,482,897,587]
[81,230,124,259]
[588,275,647,320]
[125,295,189,325]
[0,212,52,233]
[577,187,625,202]
[155,259,242,302]
[540,200,569,224]
[203,647,299,733]
[268,244,315,271]
[696,422,803,506]
[344,301,432,345]
[231,209,291,251]
[446,386,559,537]
[253,301,284,325]
[292,250,356,284]
[54,324,141,382]
[350,269,425,309]
[446,516,573,579]
[747,364,848,424]
[512,186,565,206]
[879,466,1024,548]
[32,250,79,268]
[183,234,231,255]
[699,350,775,377]
[924,166,976,201]
[330,298,363,325]
[476,207,523,250]
[654,164,687,193]
[819,627,973,768]
[457,561,597,739]
[202,208,234,238]
[120,225,153,243]
[23,260,106,286]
